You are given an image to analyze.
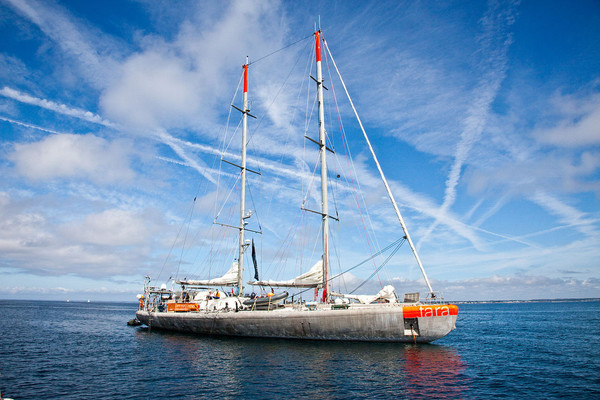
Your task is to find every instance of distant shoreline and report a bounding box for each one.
[453,298,600,304]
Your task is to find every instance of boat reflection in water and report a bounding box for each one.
[299,342,468,398]
[135,328,467,397]
[401,345,468,398]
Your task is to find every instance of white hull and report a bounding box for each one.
[136,303,457,343]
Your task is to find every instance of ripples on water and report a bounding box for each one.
[0,300,598,399]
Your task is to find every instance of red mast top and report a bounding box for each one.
[315,30,322,62]
[243,63,248,93]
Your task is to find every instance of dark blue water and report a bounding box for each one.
[0,301,598,399]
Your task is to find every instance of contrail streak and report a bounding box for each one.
[0,87,115,128]
[418,1,519,248]
[0,115,65,135]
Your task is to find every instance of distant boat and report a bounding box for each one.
[136,28,458,343]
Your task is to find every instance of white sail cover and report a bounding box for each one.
[248,260,323,288]
[178,262,239,286]
[339,285,398,304]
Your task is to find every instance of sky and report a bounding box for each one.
[0,0,599,302]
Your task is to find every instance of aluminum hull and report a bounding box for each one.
[136,303,457,343]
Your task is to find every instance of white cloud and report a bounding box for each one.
[0,192,51,250]
[0,191,170,278]
[439,274,600,301]
[9,133,136,184]
[99,0,286,132]
[534,96,600,148]
[100,51,203,130]
[61,208,158,246]
[466,150,600,200]
[329,272,600,301]
[1,284,137,299]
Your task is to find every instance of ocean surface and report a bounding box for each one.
[0,300,598,399]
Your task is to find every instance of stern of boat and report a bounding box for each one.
[135,310,149,326]
[401,303,458,342]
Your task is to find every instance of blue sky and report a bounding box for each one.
[0,0,599,301]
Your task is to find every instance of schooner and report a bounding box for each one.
[136,29,458,343]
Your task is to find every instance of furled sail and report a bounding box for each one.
[178,262,239,286]
[333,285,398,304]
[251,239,259,281]
[248,260,323,288]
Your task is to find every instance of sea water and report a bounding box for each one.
[0,300,598,399]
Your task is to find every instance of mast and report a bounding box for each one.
[237,59,249,295]
[315,30,330,303]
